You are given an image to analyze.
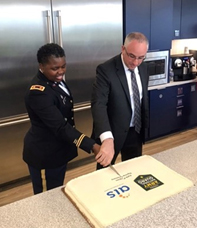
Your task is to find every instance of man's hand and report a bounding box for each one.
[95,138,114,167]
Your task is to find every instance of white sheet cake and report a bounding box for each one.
[63,155,193,228]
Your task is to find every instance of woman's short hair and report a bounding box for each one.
[37,43,65,64]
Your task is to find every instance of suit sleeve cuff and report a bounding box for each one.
[100,131,114,142]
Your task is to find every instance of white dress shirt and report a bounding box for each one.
[99,55,143,142]
[59,81,70,96]
[121,56,143,127]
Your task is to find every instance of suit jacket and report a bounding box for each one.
[91,54,149,153]
[23,71,95,169]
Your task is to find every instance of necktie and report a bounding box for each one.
[130,70,141,133]
[59,81,70,96]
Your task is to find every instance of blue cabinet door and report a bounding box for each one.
[124,0,173,50]
[171,85,191,131]
[151,0,173,50]
[148,83,197,141]
[172,83,197,130]
[123,0,151,41]
[181,0,197,39]
[173,0,181,39]
[173,0,197,39]
[149,87,176,139]
[188,83,197,126]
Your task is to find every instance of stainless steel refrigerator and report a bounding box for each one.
[0,0,122,185]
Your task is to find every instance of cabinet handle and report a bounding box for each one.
[177,87,183,95]
[174,30,180,37]
[176,106,184,109]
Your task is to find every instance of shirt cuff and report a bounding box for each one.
[100,131,114,142]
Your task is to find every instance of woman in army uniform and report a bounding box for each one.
[23,43,100,194]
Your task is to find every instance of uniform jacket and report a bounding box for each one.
[91,54,149,153]
[23,71,95,169]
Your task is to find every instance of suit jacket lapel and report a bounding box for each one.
[115,55,131,105]
[138,63,147,98]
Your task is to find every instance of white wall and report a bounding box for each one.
[171,38,197,55]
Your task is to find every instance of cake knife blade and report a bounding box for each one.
[109,164,121,177]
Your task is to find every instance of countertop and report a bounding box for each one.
[148,77,197,90]
[1,140,197,228]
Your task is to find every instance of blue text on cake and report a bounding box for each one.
[106,185,130,198]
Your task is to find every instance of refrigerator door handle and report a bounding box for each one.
[73,103,91,112]
[0,115,30,128]
[56,10,63,47]
[46,10,53,43]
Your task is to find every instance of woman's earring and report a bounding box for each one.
[39,68,43,73]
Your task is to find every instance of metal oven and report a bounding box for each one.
[144,50,169,87]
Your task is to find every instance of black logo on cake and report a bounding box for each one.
[134,174,163,191]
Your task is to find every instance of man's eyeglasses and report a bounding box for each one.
[124,47,146,61]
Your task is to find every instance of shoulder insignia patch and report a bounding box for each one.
[30,85,45,91]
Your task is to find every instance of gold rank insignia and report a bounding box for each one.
[73,134,86,147]
[30,85,45,91]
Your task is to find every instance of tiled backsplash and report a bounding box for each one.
[171,39,197,55]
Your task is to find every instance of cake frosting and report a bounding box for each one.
[63,155,193,228]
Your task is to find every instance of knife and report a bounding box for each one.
[109,164,121,177]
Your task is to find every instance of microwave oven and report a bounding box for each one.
[144,50,169,87]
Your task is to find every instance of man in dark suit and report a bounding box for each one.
[91,32,149,168]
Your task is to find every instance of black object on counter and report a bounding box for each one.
[171,54,196,81]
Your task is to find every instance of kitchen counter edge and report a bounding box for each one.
[148,78,197,90]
